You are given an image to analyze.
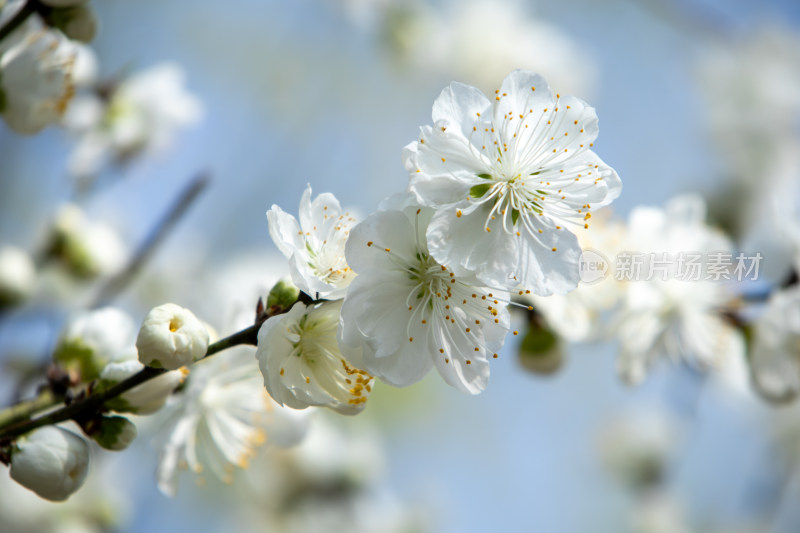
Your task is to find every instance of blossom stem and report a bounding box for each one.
[0,323,261,441]
[0,389,56,430]
[90,173,209,308]
[0,1,37,44]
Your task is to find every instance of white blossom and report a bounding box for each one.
[1,27,77,134]
[64,62,202,178]
[614,196,744,385]
[340,201,510,394]
[419,0,596,95]
[257,300,374,414]
[54,306,136,380]
[48,203,127,279]
[9,426,90,502]
[696,25,800,241]
[155,348,309,496]
[404,69,621,294]
[0,245,36,306]
[750,285,800,403]
[70,43,97,88]
[630,493,692,533]
[598,409,682,490]
[236,417,428,533]
[268,185,357,299]
[136,303,209,370]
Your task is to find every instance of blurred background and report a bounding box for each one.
[2,0,800,531]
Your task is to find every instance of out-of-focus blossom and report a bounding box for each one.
[598,409,682,491]
[0,26,77,134]
[404,69,621,294]
[237,417,430,533]
[46,203,127,279]
[258,300,374,414]
[750,285,800,403]
[0,245,36,307]
[189,250,287,331]
[630,493,692,533]
[525,212,627,342]
[372,0,595,96]
[423,0,596,95]
[63,62,202,178]
[697,25,800,239]
[9,426,90,502]
[54,306,136,381]
[136,303,209,370]
[340,203,510,394]
[697,25,800,170]
[0,455,128,532]
[70,43,97,89]
[614,195,743,385]
[155,348,310,496]
[268,185,357,299]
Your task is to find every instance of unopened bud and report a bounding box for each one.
[136,303,209,370]
[267,277,300,313]
[517,322,565,375]
[88,416,137,451]
[9,426,90,501]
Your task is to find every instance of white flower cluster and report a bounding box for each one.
[0,2,201,173]
[258,70,621,411]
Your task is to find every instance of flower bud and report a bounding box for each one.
[517,322,565,375]
[45,5,98,43]
[9,426,90,501]
[0,245,36,308]
[99,358,186,414]
[136,303,209,370]
[266,276,300,313]
[88,416,137,451]
[54,307,136,381]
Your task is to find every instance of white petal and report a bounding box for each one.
[514,217,582,295]
[404,131,487,206]
[267,205,303,259]
[426,201,519,287]
[345,209,418,273]
[431,81,492,138]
